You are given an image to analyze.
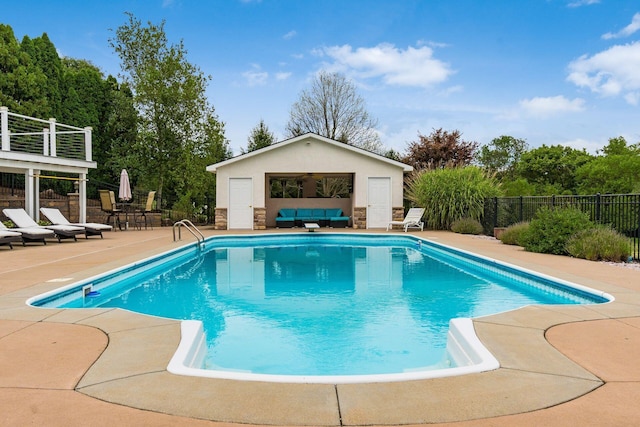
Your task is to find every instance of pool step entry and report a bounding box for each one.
[173,219,205,247]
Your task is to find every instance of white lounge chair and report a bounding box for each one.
[0,218,54,245]
[386,207,425,232]
[0,223,24,249]
[40,207,112,238]
[3,208,85,242]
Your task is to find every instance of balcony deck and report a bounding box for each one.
[0,106,96,221]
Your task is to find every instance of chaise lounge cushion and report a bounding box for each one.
[40,207,112,238]
[3,208,85,242]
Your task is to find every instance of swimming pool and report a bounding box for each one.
[29,233,612,383]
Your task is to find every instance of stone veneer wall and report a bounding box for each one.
[214,208,227,230]
[387,206,407,230]
[254,207,266,230]
[352,207,367,229]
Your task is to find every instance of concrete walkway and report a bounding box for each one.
[1,228,639,426]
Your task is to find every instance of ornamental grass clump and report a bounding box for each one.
[499,222,530,246]
[520,207,594,255]
[405,166,502,230]
[566,227,631,262]
[450,218,484,235]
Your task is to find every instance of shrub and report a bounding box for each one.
[566,227,631,262]
[520,207,594,255]
[499,222,530,246]
[450,218,484,235]
[405,166,502,230]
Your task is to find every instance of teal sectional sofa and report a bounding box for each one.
[275,208,350,228]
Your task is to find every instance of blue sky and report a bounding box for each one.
[3,0,640,155]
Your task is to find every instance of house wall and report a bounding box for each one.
[214,135,407,229]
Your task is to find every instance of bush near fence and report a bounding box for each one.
[484,193,640,261]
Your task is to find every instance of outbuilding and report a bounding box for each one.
[206,133,413,230]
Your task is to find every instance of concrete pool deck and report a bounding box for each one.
[1,227,640,426]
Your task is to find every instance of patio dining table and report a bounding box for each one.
[116,202,135,230]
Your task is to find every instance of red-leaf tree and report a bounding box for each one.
[403,128,478,170]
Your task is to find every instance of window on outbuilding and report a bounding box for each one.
[268,175,352,198]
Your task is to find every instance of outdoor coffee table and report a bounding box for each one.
[304,223,320,232]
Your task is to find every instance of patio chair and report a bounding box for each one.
[99,189,122,230]
[0,219,54,246]
[40,207,112,239]
[0,223,24,249]
[3,208,85,242]
[386,207,425,232]
[134,191,156,230]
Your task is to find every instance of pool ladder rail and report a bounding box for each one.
[173,219,205,247]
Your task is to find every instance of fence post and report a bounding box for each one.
[595,193,601,223]
[84,127,92,161]
[1,106,9,151]
[493,197,498,227]
[519,196,524,222]
[552,195,556,208]
[49,118,57,157]
[43,128,50,156]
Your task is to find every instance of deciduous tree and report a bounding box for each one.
[402,128,478,170]
[110,13,230,208]
[285,70,383,153]
[478,135,528,179]
[514,145,593,194]
[576,137,640,194]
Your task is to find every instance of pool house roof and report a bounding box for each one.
[206,133,413,173]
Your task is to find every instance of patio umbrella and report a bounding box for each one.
[118,169,132,202]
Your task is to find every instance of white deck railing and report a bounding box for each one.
[0,106,92,162]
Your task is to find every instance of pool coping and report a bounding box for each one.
[2,228,640,425]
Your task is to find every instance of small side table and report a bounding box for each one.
[304,223,320,232]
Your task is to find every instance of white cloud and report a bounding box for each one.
[320,43,453,88]
[567,41,640,103]
[567,0,600,8]
[242,64,268,86]
[519,96,586,117]
[560,138,601,154]
[602,12,640,39]
[283,30,297,40]
[624,91,640,106]
[275,72,292,81]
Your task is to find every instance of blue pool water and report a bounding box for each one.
[31,234,609,377]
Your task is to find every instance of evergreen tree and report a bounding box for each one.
[244,119,275,153]
[32,33,64,118]
[0,25,48,116]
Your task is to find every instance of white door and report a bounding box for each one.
[367,177,391,228]
[228,178,253,229]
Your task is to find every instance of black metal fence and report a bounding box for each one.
[484,194,640,260]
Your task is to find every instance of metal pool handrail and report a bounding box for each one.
[173,219,205,246]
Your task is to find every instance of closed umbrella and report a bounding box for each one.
[118,169,132,202]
